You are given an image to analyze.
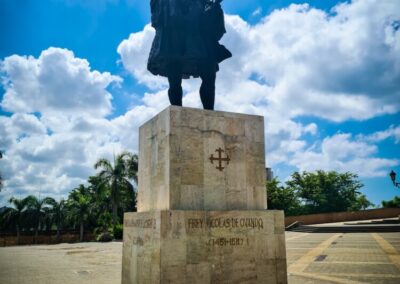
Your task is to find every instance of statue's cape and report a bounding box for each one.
[148,0,232,78]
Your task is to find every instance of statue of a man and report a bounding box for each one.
[148,0,232,110]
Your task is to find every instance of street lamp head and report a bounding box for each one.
[389,170,396,184]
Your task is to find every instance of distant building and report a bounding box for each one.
[266,168,273,181]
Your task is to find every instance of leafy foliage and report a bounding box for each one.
[381,196,400,208]
[25,195,55,243]
[267,171,373,216]
[94,151,137,225]
[67,184,95,241]
[351,194,375,211]
[113,223,123,240]
[1,197,30,244]
[267,178,301,216]
[47,199,68,239]
[0,151,138,243]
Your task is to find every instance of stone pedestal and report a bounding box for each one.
[137,106,266,212]
[123,106,287,284]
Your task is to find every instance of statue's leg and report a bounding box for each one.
[167,62,183,106]
[200,62,216,110]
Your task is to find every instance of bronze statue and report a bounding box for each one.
[148,0,232,110]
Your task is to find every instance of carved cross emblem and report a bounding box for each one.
[209,147,230,172]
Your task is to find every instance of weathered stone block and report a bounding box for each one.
[137,106,267,212]
[122,210,287,284]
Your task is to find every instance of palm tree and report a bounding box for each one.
[48,199,67,241]
[94,152,135,225]
[4,197,30,244]
[25,195,55,244]
[126,153,139,184]
[67,186,93,242]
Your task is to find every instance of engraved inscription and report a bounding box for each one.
[132,236,145,246]
[188,217,264,230]
[207,237,249,247]
[209,147,230,171]
[125,218,156,229]
[132,235,151,246]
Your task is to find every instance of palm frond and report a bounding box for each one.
[94,158,113,171]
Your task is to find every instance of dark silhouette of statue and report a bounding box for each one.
[148,0,232,110]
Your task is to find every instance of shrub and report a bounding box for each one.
[113,223,123,240]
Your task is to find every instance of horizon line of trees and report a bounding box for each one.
[0,151,138,244]
[267,170,399,216]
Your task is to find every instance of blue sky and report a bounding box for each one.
[0,0,399,206]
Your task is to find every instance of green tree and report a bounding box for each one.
[3,197,30,244]
[286,171,365,214]
[126,153,139,184]
[350,194,375,211]
[94,152,135,225]
[88,175,112,217]
[267,178,301,216]
[67,185,93,242]
[381,196,400,208]
[125,153,138,213]
[25,195,55,244]
[48,199,68,241]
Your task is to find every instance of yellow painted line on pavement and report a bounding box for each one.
[286,233,310,241]
[319,272,400,279]
[288,233,342,273]
[291,272,366,284]
[311,261,391,265]
[371,233,400,270]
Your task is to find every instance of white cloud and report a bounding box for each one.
[289,133,398,177]
[0,47,124,202]
[363,125,400,144]
[11,113,47,136]
[0,116,14,150]
[251,8,263,18]
[117,25,166,90]
[1,47,121,117]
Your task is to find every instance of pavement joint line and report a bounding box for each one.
[290,272,366,284]
[371,233,400,271]
[288,233,342,274]
[285,233,311,241]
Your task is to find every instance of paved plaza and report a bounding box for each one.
[286,232,400,283]
[0,231,399,283]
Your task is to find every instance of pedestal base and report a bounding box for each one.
[122,210,287,284]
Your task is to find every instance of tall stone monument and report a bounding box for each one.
[122,106,288,283]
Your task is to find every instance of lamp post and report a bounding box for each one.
[389,170,400,188]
